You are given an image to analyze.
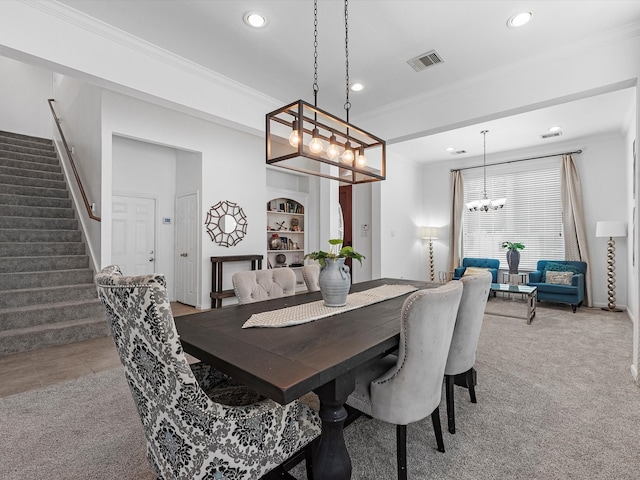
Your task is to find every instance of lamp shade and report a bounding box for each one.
[595,221,627,238]
[421,226,439,239]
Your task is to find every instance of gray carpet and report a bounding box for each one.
[1,300,639,479]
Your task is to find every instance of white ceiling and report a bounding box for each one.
[56,0,640,164]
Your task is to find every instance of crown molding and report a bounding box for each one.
[23,0,281,109]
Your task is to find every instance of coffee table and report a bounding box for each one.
[490,283,537,324]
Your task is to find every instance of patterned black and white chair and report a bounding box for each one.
[301,264,320,292]
[345,281,464,480]
[95,265,320,480]
[444,271,492,434]
[232,268,297,304]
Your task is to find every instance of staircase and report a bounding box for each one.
[0,130,108,355]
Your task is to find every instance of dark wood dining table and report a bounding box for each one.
[175,277,433,480]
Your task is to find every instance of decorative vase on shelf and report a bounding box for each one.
[270,234,282,250]
[319,258,351,307]
[506,250,520,274]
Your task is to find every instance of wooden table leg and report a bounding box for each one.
[312,372,355,480]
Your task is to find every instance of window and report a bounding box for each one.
[462,158,564,271]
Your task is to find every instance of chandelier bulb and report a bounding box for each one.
[288,119,300,148]
[356,148,367,168]
[309,128,323,154]
[326,134,340,160]
[342,141,354,164]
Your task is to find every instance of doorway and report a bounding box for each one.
[175,193,199,306]
[111,195,156,275]
[339,185,353,277]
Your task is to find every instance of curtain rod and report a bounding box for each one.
[450,149,582,172]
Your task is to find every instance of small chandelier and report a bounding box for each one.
[465,130,506,212]
[266,0,386,185]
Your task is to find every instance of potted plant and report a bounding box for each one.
[501,241,525,274]
[305,239,365,307]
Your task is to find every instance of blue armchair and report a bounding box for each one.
[527,260,587,313]
[453,258,499,283]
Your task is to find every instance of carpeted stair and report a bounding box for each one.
[0,130,108,355]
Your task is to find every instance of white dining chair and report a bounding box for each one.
[444,270,492,434]
[232,268,296,304]
[345,280,464,480]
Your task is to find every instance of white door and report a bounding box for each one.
[112,196,156,275]
[175,193,198,306]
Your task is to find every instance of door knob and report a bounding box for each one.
[148,257,154,262]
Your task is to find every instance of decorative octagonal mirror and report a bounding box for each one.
[205,200,248,247]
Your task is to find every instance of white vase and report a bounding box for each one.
[319,258,351,307]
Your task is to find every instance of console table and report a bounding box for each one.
[210,255,263,308]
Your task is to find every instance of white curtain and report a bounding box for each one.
[449,171,464,272]
[561,154,593,306]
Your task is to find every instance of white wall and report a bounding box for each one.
[378,153,426,281]
[101,91,266,309]
[0,56,52,137]
[52,75,103,270]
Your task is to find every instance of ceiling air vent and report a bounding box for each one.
[407,50,444,72]
[540,131,563,139]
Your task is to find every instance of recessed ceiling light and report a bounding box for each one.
[445,147,455,152]
[350,82,365,92]
[243,11,267,28]
[507,11,533,28]
[549,126,562,132]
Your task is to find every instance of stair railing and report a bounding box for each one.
[47,99,101,222]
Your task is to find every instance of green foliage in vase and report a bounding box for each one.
[501,241,525,251]
[304,239,365,267]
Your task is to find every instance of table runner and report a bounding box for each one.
[242,284,418,328]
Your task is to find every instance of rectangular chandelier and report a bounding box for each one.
[266,99,386,185]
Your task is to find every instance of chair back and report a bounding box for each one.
[370,280,463,425]
[95,266,225,477]
[445,271,492,376]
[535,260,587,277]
[96,265,320,479]
[232,268,296,304]
[302,264,320,292]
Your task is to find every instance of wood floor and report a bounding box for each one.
[0,302,203,398]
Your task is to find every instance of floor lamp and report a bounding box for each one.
[421,226,439,282]
[596,221,627,312]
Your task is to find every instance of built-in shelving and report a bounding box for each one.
[267,197,306,290]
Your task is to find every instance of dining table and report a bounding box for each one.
[174,277,434,480]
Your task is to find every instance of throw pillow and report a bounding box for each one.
[546,271,574,285]
[543,262,581,282]
[463,266,490,277]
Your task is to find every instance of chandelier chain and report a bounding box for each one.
[313,0,319,103]
[344,0,351,122]
[311,1,319,126]
[482,130,487,195]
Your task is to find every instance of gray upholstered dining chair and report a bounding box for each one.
[301,264,320,292]
[444,270,492,434]
[232,268,297,304]
[346,281,464,480]
[95,265,320,480]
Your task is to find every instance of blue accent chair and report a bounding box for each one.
[527,260,587,313]
[453,258,500,283]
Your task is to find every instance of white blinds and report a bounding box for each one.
[462,157,565,271]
